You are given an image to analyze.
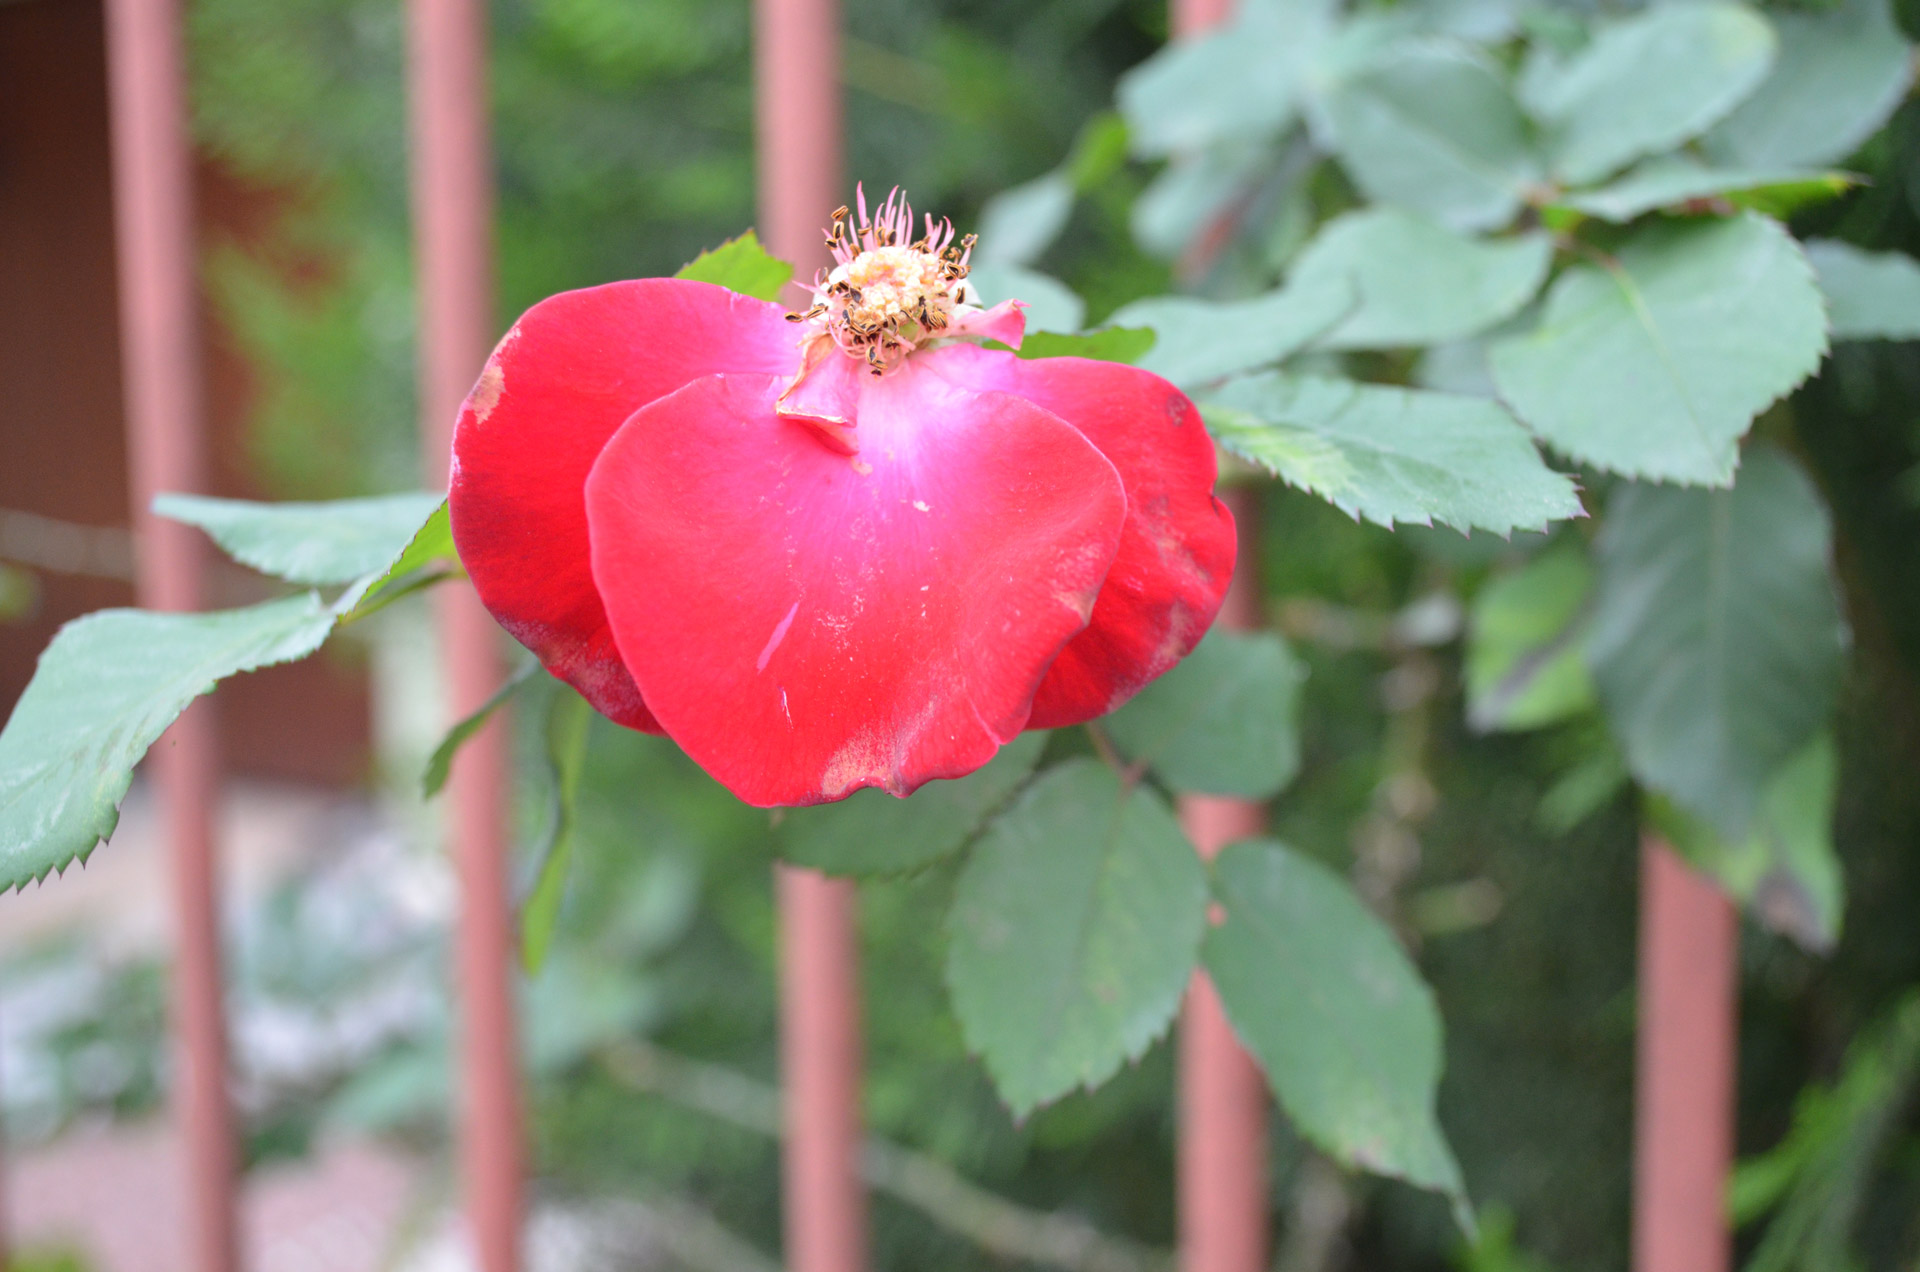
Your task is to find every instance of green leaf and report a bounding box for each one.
[1650,734,1843,953]
[422,657,541,798]
[947,760,1208,1115]
[1108,277,1353,389]
[1465,544,1595,732]
[1131,143,1270,259]
[779,732,1047,876]
[0,487,480,889]
[1488,213,1828,486]
[974,173,1075,269]
[155,491,447,586]
[966,264,1085,335]
[1320,43,1542,233]
[1014,327,1157,364]
[1288,209,1551,350]
[1204,373,1582,534]
[1102,628,1304,800]
[1805,240,1920,341]
[673,230,794,303]
[1704,0,1913,170]
[0,594,341,890]
[1558,159,1855,224]
[1526,2,1777,185]
[521,686,594,972]
[1205,839,1470,1223]
[340,499,461,621]
[1728,992,1920,1268]
[1116,0,1314,157]
[1587,444,1846,840]
[1534,731,1629,836]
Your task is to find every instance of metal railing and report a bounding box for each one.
[76,2,1739,1270]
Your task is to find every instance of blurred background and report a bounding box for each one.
[4,0,1920,1270]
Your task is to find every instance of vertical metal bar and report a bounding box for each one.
[1164,2,1267,1264]
[1178,501,1268,1272]
[753,4,864,1270]
[406,4,522,1269]
[775,865,868,1272]
[1634,837,1737,1272]
[1173,0,1236,34]
[102,5,239,1271]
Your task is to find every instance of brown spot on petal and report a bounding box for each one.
[470,363,505,425]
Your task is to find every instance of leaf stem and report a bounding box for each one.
[1085,721,1149,789]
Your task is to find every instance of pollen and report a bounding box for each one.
[790,186,978,375]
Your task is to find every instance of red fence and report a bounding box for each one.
[75,2,1740,1269]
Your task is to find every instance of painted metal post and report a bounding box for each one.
[406,3,523,1269]
[753,4,866,1271]
[1178,497,1268,1272]
[1164,0,1269,1264]
[102,5,239,1271]
[1634,837,1737,1272]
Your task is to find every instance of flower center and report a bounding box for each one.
[788,188,977,375]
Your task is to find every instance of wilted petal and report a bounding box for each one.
[450,279,801,730]
[920,344,1236,726]
[584,366,1127,806]
[946,299,1028,348]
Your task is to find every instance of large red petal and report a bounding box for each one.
[919,345,1236,727]
[583,367,1127,807]
[449,279,801,731]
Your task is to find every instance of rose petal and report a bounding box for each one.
[584,365,1127,806]
[946,298,1028,349]
[450,278,801,730]
[919,344,1236,727]
[776,333,867,454]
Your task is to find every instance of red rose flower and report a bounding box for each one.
[449,190,1235,807]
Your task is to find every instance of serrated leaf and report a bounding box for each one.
[1205,373,1582,534]
[522,686,594,972]
[341,499,461,621]
[947,760,1207,1115]
[974,173,1076,269]
[966,264,1085,335]
[156,491,446,587]
[423,657,541,798]
[1102,629,1304,799]
[1288,209,1551,350]
[1205,839,1470,1224]
[1015,327,1157,364]
[1559,159,1854,224]
[673,230,794,302]
[1108,276,1352,389]
[1321,43,1541,233]
[1489,213,1828,486]
[1587,444,1846,840]
[1704,0,1913,169]
[779,732,1047,876]
[1465,544,1595,732]
[1527,2,1777,185]
[1805,240,1920,341]
[1650,734,1842,953]
[0,594,341,890]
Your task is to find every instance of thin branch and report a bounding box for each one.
[598,1040,1173,1272]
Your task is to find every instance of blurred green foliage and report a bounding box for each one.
[187,0,1170,496]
